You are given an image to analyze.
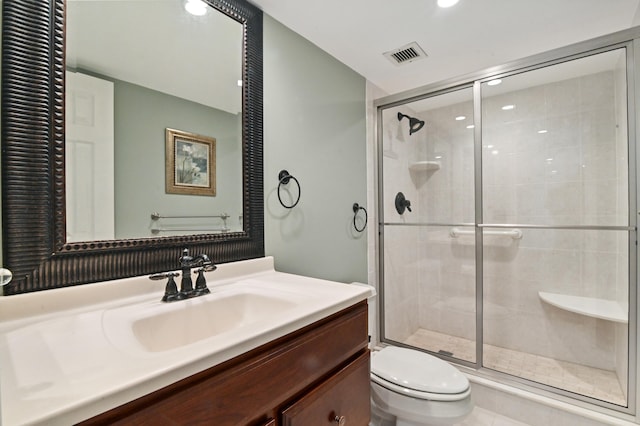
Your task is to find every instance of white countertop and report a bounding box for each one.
[0,257,371,425]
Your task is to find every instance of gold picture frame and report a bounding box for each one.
[165,128,216,196]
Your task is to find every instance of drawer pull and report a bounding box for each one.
[334,415,346,426]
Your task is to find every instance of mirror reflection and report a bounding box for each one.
[66,0,244,242]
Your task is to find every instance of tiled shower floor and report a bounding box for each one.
[404,328,626,406]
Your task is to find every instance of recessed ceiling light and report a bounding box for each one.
[438,0,460,8]
[185,0,207,16]
[501,104,515,110]
[237,79,243,87]
[466,124,475,129]
[538,129,548,134]
[487,79,502,86]
[455,115,466,121]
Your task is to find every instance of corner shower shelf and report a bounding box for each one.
[409,161,440,172]
[538,292,627,323]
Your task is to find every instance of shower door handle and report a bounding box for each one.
[395,192,412,214]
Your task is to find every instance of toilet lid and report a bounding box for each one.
[371,346,469,394]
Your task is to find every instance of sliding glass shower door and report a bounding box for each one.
[381,87,477,364]
[480,49,630,406]
[378,45,634,410]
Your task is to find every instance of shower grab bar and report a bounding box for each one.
[479,223,636,231]
[450,227,523,239]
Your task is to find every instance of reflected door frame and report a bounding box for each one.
[65,71,115,242]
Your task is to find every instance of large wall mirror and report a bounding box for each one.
[1,0,264,294]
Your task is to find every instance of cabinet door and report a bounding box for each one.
[281,351,370,426]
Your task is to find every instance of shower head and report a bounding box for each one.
[397,112,425,135]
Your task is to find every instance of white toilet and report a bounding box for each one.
[369,346,473,426]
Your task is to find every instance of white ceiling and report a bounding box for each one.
[249,0,640,96]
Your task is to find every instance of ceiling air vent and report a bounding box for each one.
[383,42,427,66]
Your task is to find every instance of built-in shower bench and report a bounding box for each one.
[538,292,627,323]
[408,160,441,172]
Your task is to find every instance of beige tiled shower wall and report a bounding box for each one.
[383,225,421,342]
[381,106,423,342]
[479,68,628,371]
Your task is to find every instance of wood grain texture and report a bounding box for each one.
[1,0,264,294]
[281,352,370,426]
[79,301,369,426]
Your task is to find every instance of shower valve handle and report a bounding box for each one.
[395,192,412,215]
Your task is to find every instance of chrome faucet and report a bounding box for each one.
[149,248,217,302]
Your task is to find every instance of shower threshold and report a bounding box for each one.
[404,328,625,406]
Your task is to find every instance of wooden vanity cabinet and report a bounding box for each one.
[281,351,370,425]
[80,301,370,426]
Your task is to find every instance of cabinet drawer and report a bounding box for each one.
[281,351,370,426]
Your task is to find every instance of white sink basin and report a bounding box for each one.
[102,281,315,354]
[130,290,300,352]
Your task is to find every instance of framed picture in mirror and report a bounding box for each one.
[165,128,217,196]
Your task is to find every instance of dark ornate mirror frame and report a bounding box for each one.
[1,0,264,294]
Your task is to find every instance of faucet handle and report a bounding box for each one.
[193,262,217,296]
[149,272,184,302]
[149,271,180,281]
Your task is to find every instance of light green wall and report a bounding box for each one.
[263,15,368,284]
[112,80,242,239]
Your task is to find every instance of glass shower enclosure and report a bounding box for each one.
[377,45,636,412]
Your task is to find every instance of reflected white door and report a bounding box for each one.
[65,71,115,242]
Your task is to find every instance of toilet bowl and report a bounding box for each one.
[370,346,473,426]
